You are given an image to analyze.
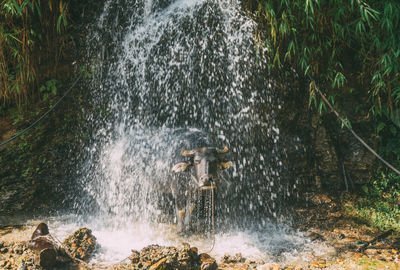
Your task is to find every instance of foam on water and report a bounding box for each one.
[39,215,334,266]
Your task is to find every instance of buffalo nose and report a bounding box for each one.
[199,175,213,188]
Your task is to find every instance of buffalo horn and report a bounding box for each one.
[218,161,232,170]
[217,145,229,156]
[181,148,196,157]
[171,162,192,172]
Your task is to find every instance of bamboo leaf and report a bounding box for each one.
[377,122,386,133]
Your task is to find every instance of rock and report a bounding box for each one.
[314,125,339,184]
[310,194,332,205]
[31,223,49,239]
[257,263,281,270]
[129,244,204,269]
[4,260,12,269]
[0,241,3,248]
[17,265,27,270]
[63,227,97,262]
[13,244,24,255]
[149,257,167,270]
[305,231,325,241]
[129,250,140,263]
[15,257,28,270]
[222,253,244,263]
[28,237,58,268]
[244,258,256,265]
[191,247,199,254]
[28,223,59,268]
[200,253,217,270]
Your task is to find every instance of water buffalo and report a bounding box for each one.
[170,145,232,234]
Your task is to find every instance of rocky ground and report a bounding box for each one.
[1,194,400,270]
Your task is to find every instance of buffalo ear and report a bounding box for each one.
[171,162,192,172]
[217,161,232,170]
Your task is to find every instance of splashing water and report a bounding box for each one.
[64,0,328,265]
[42,215,334,266]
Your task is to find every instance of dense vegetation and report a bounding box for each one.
[245,0,400,166]
[0,0,69,109]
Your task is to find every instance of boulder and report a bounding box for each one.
[222,252,244,263]
[200,253,217,270]
[63,227,97,262]
[28,223,58,268]
[129,243,212,270]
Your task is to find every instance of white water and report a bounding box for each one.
[65,0,320,265]
[42,215,334,267]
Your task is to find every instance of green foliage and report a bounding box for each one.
[362,172,400,198]
[248,0,400,112]
[79,64,96,80]
[348,172,400,231]
[375,111,400,163]
[40,79,61,100]
[0,0,69,109]
[246,0,400,162]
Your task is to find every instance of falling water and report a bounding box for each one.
[65,0,326,264]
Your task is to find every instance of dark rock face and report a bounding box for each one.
[276,73,377,193]
[129,243,214,270]
[338,126,376,183]
[314,122,340,185]
[63,227,97,261]
[311,113,377,189]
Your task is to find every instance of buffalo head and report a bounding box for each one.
[171,145,232,189]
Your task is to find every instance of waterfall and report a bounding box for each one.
[48,0,335,264]
[77,0,287,229]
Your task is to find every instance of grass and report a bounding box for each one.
[343,172,400,232]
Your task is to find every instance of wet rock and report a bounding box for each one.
[222,253,244,263]
[17,265,27,270]
[28,223,61,268]
[13,243,24,255]
[257,263,281,270]
[149,257,167,270]
[200,253,217,270]
[63,227,97,261]
[305,231,325,241]
[129,243,207,269]
[244,258,256,264]
[129,249,140,263]
[15,257,28,270]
